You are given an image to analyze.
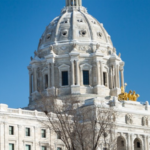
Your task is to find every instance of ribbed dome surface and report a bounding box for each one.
[37,6,113,57]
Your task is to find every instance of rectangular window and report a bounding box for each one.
[45,74,48,89]
[103,72,107,86]
[62,71,68,86]
[9,126,14,135]
[41,146,47,150]
[57,131,61,139]
[83,70,89,85]
[9,144,14,150]
[41,129,46,138]
[26,145,31,150]
[57,148,62,150]
[26,128,30,136]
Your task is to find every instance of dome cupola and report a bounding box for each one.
[66,0,82,6]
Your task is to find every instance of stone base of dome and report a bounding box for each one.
[110,88,121,97]
[71,85,80,94]
[93,85,110,96]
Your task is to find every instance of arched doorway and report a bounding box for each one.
[117,136,126,150]
[134,138,142,150]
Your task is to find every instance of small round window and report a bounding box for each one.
[46,33,51,39]
[97,32,102,37]
[62,30,68,36]
[80,30,87,36]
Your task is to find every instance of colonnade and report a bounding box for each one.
[66,0,82,6]
[117,133,150,150]
[29,61,125,95]
[29,62,55,95]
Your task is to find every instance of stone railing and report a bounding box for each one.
[0,104,46,117]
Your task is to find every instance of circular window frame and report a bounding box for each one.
[97,32,102,38]
[80,30,87,36]
[61,30,68,37]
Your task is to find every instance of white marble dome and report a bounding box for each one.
[37,6,113,57]
[28,0,125,109]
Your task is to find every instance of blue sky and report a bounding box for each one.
[0,0,150,108]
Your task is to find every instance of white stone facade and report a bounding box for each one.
[0,0,150,150]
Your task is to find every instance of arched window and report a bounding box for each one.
[134,138,142,150]
[117,136,126,150]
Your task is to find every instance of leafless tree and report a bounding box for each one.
[36,93,117,150]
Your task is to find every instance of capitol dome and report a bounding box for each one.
[28,0,124,109]
[37,1,113,57]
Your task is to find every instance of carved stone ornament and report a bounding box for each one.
[142,116,149,126]
[113,48,116,54]
[34,50,38,57]
[73,43,77,49]
[79,30,87,37]
[96,43,100,50]
[126,114,133,124]
[50,45,53,50]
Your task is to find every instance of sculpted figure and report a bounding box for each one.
[128,90,132,100]
[73,43,77,49]
[132,91,140,101]
[96,43,100,50]
[118,86,128,100]
[30,56,33,61]
[126,114,132,124]
[34,51,38,57]
[142,117,148,126]
[50,45,53,50]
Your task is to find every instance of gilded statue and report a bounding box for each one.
[132,91,140,101]
[118,86,140,102]
[118,86,128,101]
[128,90,132,100]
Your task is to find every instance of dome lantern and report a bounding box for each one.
[66,0,82,7]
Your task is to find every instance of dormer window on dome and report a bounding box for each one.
[66,0,82,6]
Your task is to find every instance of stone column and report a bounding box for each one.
[130,134,134,150]
[80,68,83,86]
[0,122,4,150]
[109,67,113,89]
[76,61,79,85]
[71,61,75,85]
[100,61,103,85]
[147,136,149,150]
[4,123,8,150]
[120,69,124,87]
[144,136,147,150]
[76,0,78,6]
[115,65,118,88]
[51,63,55,88]
[29,73,32,95]
[18,125,23,150]
[34,68,37,91]
[73,0,74,5]
[117,65,120,88]
[96,61,100,85]
[89,69,92,86]
[48,63,51,88]
[127,133,131,150]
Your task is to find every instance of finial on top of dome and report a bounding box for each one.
[66,0,82,7]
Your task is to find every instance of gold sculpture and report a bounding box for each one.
[118,84,140,101]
